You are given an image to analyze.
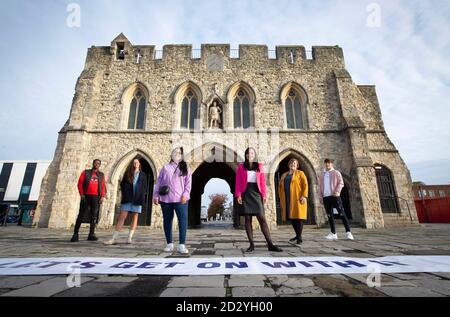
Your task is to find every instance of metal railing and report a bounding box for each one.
[381,195,414,222]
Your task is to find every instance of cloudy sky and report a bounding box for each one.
[0,0,449,191]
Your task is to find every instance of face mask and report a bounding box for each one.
[172,154,181,163]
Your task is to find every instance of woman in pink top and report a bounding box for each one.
[236,147,282,252]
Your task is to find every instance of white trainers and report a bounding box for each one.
[346,232,355,240]
[177,244,189,254]
[326,233,338,240]
[163,243,174,252]
[126,237,133,244]
[103,238,116,245]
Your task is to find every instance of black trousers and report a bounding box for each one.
[323,196,351,234]
[74,195,99,236]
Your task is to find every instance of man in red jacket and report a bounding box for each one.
[70,159,106,242]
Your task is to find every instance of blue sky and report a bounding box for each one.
[0,0,449,190]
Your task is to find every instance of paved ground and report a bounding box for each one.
[0,222,449,297]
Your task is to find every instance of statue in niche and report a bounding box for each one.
[208,100,223,129]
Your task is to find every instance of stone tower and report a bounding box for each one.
[33,33,418,230]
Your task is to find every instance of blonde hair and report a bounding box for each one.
[287,158,300,169]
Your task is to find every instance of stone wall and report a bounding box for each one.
[33,34,418,230]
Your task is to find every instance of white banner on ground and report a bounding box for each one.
[0,256,449,276]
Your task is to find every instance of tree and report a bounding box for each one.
[207,194,228,220]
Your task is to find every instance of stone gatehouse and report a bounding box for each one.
[33,33,418,230]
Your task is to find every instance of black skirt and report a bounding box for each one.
[241,183,264,215]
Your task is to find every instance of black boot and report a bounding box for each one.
[87,218,97,241]
[246,243,255,252]
[268,244,283,252]
[296,237,303,245]
[87,234,98,241]
[289,236,297,242]
[70,233,79,242]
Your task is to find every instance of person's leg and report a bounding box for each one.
[334,197,351,233]
[290,219,300,239]
[115,211,129,232]
[71,201,86,241]
[174,203,188,245]
[87,196,99,240]
[104,211,128,244]
[244,215,254,251]
[297,219,304,243]
[161,203,174,244]
[323,197,336,234]
[73,202,86,234]
[128,212,139,243]
[256,214,282,251]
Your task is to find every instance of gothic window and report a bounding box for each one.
[180,89,199,129]
[285,89,303,129]
[127,89,146,129]
[233,89,251,129]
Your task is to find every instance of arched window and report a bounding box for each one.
[375,164,399,213]
[233,89,251,128]
[280,82,308,130]
[127,89,146,129]
[180,89,199,129]
[285,89,303,129]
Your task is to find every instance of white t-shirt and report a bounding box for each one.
[247,171,257,183]
[323,169,333,197]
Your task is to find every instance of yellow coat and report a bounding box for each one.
[278,170,308,221]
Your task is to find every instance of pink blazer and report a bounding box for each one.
[318,169,344,199]
[235,163,267,199]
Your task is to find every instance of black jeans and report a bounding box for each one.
[323,196,351,234]
[74,195,99,236]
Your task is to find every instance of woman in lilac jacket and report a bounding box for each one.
[235,147,282,252]
[153,147,192,254]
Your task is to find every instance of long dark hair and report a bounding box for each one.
[243,147,260,171]
[170,147,188,176]
[125,157,142,183]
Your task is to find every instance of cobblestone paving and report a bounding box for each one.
[0,223,449,297]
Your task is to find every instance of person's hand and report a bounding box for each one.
[80,195,85,201]
[300,197,306,204]
[181,196,187,204]
[153,198,159,205]
[237,196,243,205]
[99,197,104,205]
[319,198,323,205]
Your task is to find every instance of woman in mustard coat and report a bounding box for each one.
[278,158,308,244]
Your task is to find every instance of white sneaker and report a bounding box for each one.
[177,244,189,254]
[326,233,338,240]
[103,238,116,245]
[346,232,355,240]
[126,237,133,244]
[163,243,174,252]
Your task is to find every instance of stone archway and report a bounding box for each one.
[104,150,156,228]
[270,148,319,226]
[184,142,242,229]
[189,161,237,228]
